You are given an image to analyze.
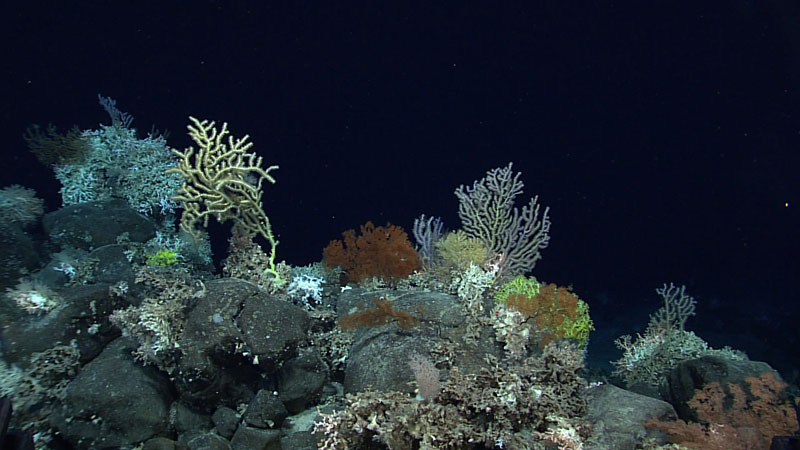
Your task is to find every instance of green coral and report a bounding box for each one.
[557,300,594,348]
[495,274,541,303]
[146,249,179,267]
[494,277,594,349]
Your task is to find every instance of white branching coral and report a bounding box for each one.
[109,267,201,368]
[449,262,495,343]
[287,274,324,309]
[612,283,747,387]
[491,304,532,359]
[313,342,588,449]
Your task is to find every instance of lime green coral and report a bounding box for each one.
[495,276,594,348]
[556,300,594,348]
[146,249,179,267]
[495,274,541,303]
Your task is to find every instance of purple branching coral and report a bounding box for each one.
[454,162,551,281]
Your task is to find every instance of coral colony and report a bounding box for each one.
[0,97,796,449]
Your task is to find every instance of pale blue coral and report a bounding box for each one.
[53,98,182,217]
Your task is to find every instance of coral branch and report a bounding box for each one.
[169,117,282,281]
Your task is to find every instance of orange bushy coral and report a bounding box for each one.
[505,283,588,348]
[323,221,419,283]
[337,297,421,331]
[646,371,799,449]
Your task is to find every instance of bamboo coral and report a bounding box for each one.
[169,117,282,281]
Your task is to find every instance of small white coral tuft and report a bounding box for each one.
[0,185,45,227]
[6,281,60,314]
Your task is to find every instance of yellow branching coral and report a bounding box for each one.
[435,230,489,270]
[168,117,282,281]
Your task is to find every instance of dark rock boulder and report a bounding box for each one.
[175,278,311,409]
[584,383,677,450]
[43,198,155,250]
[659,355,777,422]
[50,337,174,449]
